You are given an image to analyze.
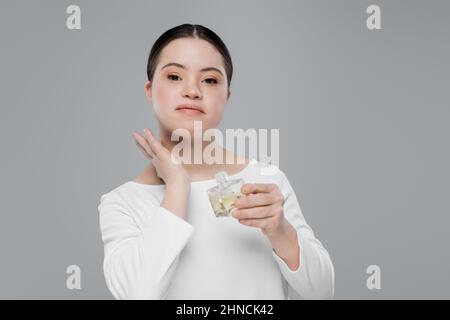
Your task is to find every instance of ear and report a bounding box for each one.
[227,88,231,100]
[144,80,152,101]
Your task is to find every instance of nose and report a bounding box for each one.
[181,78,202,100]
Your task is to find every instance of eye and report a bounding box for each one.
[167,74,181,81]
[204,78,218,85]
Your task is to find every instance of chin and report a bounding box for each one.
[167,120,195,136]
[172,119,214,138]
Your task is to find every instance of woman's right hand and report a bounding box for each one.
[133,128,191,220]
[133,128,190,188]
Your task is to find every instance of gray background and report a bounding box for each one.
[0,0,449,299]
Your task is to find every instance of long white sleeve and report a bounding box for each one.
[98,160,334,300]
[98,192,194,299]
[271,171,335,299]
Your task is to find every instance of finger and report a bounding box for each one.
[134,139,152,159]
[232,205,274,220]
[241,183,277,195]
[143,128,164,156]
[133,132,155,158]
[233,193,274,209]
[134,131,155,158]
[238,215,276,229]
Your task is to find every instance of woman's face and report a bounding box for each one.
[145,37,231,137]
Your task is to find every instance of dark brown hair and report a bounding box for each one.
[146,24,233,88]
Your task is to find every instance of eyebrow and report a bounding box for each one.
[160,62,224,77]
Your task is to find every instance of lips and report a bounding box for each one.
[175,104,205,114]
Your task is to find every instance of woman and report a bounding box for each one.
[98,24,334,299]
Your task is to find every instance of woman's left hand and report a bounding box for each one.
[232,183,289,238]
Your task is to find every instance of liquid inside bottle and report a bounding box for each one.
[207,171,244,217]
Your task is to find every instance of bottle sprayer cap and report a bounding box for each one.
[215,171,228,188]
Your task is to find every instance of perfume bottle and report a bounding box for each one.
[207,171,244,217]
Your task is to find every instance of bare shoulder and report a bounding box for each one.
[133,162,164,185]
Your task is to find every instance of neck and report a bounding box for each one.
[158,126,231,178]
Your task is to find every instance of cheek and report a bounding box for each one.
[152,83,176,113]
[206,90,227,117]
[203,103,225,130]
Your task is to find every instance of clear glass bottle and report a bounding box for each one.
[207,171,244,217]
